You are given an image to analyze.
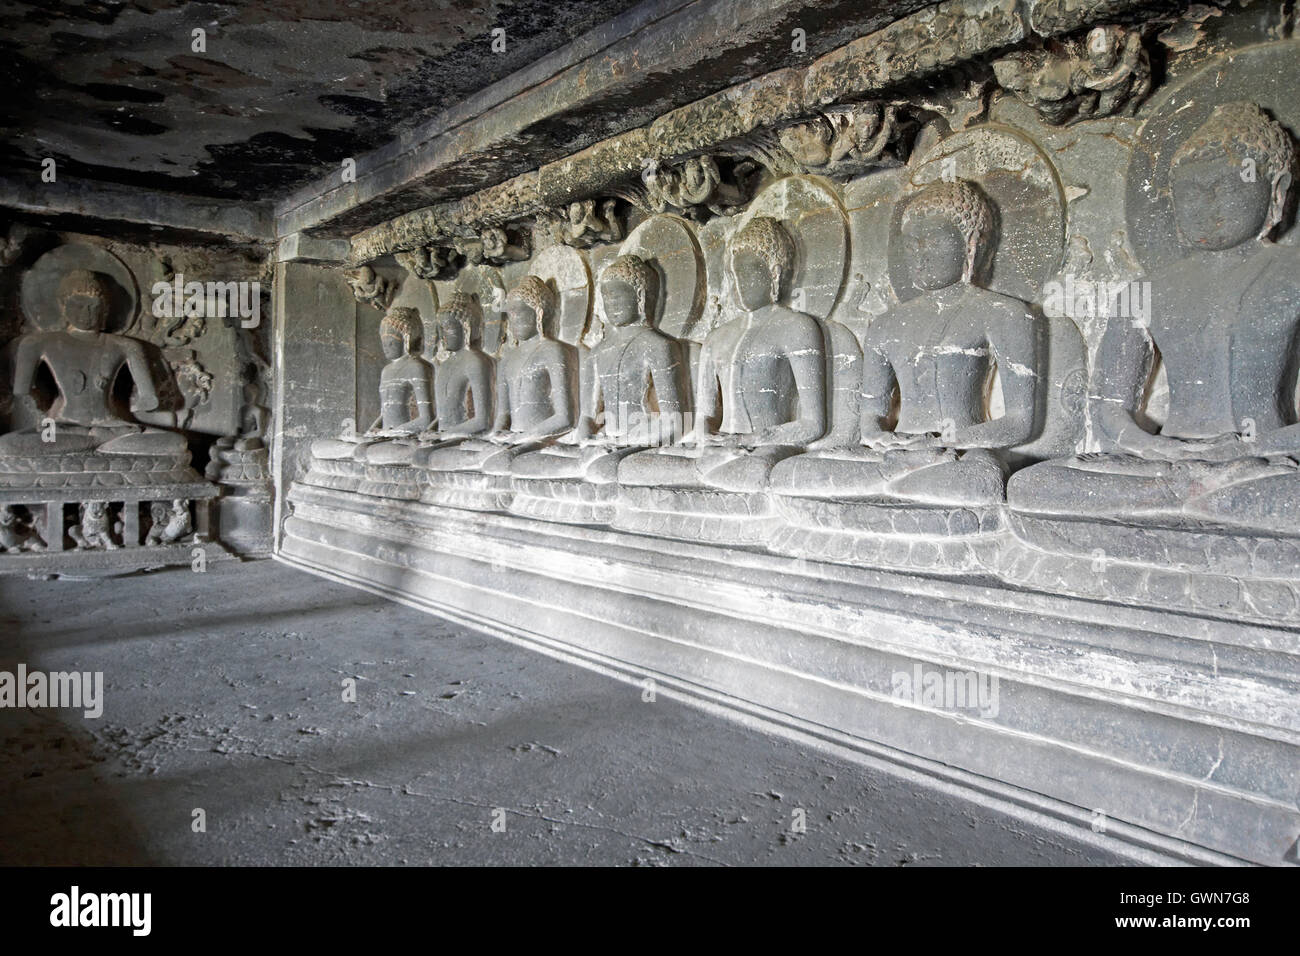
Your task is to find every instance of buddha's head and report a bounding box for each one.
[505,275,555,346]
[1170,102,1295,251]
[1085,25,1122,70]
[599,254,657,330]
[379,306,421,361]
[901,180,993,291]
[437,293,482,354]
[728,216,795,312]
[58,269,113,333]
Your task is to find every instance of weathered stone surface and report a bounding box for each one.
[273,1,1300,868]
[803,0,1027,107]
[344,0,1166,264]
[15,0,1299,868]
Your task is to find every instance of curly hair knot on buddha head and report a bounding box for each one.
[506,275,557,342]
[1172,101,1296,239]
[902,180,994,284]
[380,305,421,355]
[730,216,796,304]
[599,254,658,325]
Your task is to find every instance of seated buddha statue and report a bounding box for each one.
[769,179,1038,508]
[421,293,494,441]
[311,305,434,465]
[619,216,826,493]
[1009,102,1300,532]
[511,254,686,485]
[419,275,576,478]
[1,269,187,462]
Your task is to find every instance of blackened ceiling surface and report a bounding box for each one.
[0,0,647,201]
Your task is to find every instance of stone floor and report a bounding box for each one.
[0,559,1132,866]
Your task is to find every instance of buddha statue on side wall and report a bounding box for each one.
[619,217,826,493]
[1010,102,1300,529]
[771,179,1038,508]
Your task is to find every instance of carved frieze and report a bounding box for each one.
[773,103,910,177]
[313,2,1300,629]
[993,24,1152,124]
[348,0,1163,266]
[539,199,624,248]
[345,265,397,310]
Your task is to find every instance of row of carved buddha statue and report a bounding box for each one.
[311,101,1300,554]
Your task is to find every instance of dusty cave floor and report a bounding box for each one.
[0,559,1131,866]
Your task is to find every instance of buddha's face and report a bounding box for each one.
[506,298,538,343]
[601,278,641,328]
[62,291,108,333]
[380,329,405,361]
[903,214,966,291]
[1086,27,1119,69]
[1171,151,1273,251]
[438,312,464,353]
[730,248,775,312]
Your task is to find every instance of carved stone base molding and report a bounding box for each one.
[295,449,1300,627]
[770,499,1003,574]
[613,486,780,547]
[1003,514,1300,627]
[0,481,233,576]
[281,481,1300,866]
[508,477,619,525]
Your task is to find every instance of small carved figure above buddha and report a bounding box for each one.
[345,265,396,310]
[993,25,1151,125]
[641,156,757,221]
